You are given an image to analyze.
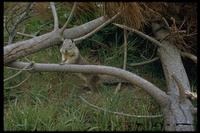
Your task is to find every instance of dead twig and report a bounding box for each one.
[8,73,33,89]
[4,62,34,82]
[16,32,36,38]
[60,2,77,34]
[74,11,122,42]
[79,96,162,118]
[50,2,59,30]
[88,39,110,49]
[129,57,159,67]
[7,2,34,45]
[113,23,163,47]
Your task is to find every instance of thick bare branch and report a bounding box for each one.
[79,96,162,118]
[60,2,77,34]
[6,61,168,107]
[4,30,63,64]
[4,16,109,64]
[50,2,59,30]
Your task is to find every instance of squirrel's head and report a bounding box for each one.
[60,39,77,54]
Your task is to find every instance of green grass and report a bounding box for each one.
[4,39,197,131]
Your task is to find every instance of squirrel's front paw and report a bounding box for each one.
[59,62,65,65]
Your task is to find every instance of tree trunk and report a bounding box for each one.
[152,23,195,131]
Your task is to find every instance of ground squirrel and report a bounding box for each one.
[60,39,126,92]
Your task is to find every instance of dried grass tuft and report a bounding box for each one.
[104,2,145,30]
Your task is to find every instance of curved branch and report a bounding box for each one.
[60,2,77,34]
[6,61,168,106]
[79,96,162,118]
[50,2,59,30]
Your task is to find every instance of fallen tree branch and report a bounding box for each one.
[4,16,109,64]
[5,61,168,107]
[79,96,163,118]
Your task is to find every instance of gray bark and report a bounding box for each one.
[152,23,195,131]
[4,30,63,64]
[63,16,109,39]
[4,16,109,64]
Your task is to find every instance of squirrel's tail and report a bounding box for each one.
[98,75,128,84]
